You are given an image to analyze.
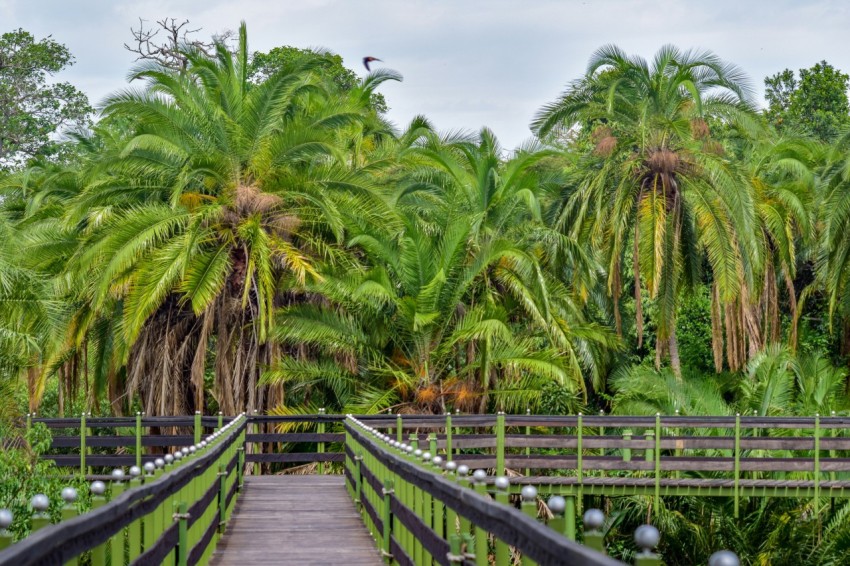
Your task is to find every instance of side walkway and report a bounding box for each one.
[210,475,382,565]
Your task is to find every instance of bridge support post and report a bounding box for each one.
[175,501,189,566]
[218,464,227,533]
[381,479,393,564]
[109,475,126,566]
[90,482,107,566]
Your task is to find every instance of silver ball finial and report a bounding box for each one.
[144,462,156,474]
[90,481,106,496]
[547,496,566,514]
[413,449,423,458]
[634,524,661,552]
[129,465,141,478]
[164,454,174,464]
[472,469,488,483]
[111,468,126,480]
[61,487,77,503]
[457,464,469,477]
[154,458,165,469]
[494,476,510,490]
[445,461,457,472]
[422,452,432,462]
[520,485,537,501]
[31,494,49,512]
[432,456,443,467]
[708,550,740,566]
[173,452,183,461]
[583,508,605,531]
[188,445,197,454]
[0,509,12,530]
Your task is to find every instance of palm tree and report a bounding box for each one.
[264,128,611,414]
[532,45,759,377]
[15,23,395,415]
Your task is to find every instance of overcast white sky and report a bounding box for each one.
[2,0,849,149]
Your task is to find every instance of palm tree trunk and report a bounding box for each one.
[669,325,682,380]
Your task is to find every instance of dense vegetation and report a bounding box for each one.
[3,22,850,564]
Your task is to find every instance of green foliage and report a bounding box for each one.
[249,46,389,113]
[0,422,88,541]
[765,61,850,140]
[0,29,92,169]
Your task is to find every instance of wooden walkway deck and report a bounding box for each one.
[210,475,382,565]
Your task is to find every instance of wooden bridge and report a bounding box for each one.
[2,411,846,565]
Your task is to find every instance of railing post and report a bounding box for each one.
[90,481,107,566]
[448,534,464,564]
[79,412,86,477]
[654,413,661,518]
[520,485,538,566]
[623,429,633,462]
[218,463,228,533]
[0,510,12,550]
[633,524,661,565]
[60,488,79,566]
[136,411,143,469]
[493,476,511,566]
[547,495,566,537]
[382,479,394,564]
[318,408,326,475]
[175,501,189,566]
[29,494,50,531]
[218,411,223,429]
[565,495,577,540]
[144,462,157,550]
[496,411,506,477]
[194,410,202,445]
[814,412,821,517]
[525,408,532,476]
[599,410,606,478]
[734,413,741,518]
[472,471,490,566]
[583,508,606,554]
[396,414,403,443]
[25,412,31,433]
[128,466,143,560]
[252,409,261,476]
[577,412,584,511]
[445,412,452,461]
[354,451,363,508]
[110,470,126,566]
[429,432,437,456]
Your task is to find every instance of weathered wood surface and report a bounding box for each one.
[210,475,381,565]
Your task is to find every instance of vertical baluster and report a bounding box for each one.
[445,412,453,461]
[128,466,143,560]
[525,408,532,477]
[136,411,143,469]
[814,413,821,517]
[382,479,394,564]
[175,501,189,566]
[654,413,661,518]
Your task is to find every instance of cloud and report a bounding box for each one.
[4,0,850,148]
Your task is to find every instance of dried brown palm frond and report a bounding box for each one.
[236,184,282,216]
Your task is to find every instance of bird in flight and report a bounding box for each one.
[363,56,382,71]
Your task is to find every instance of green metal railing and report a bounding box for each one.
[0,414,247,565]
[346,415,637,566]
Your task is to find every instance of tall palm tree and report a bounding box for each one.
[18,23,394,415]
[533,45,759,377]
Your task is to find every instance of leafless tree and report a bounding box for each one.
[124,18,233,71]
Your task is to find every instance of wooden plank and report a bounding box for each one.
[210,475,382,566]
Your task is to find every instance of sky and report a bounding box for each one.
[2,0,850,149]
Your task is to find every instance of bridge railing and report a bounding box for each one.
[345,416,629,566]
[0,414,247,566]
